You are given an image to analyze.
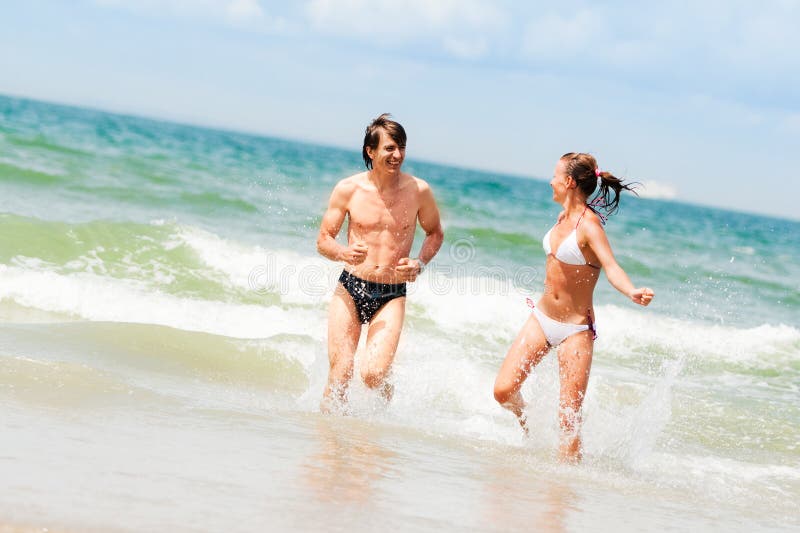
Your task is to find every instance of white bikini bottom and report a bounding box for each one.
[532,307,591,347]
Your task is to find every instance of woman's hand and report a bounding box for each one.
[630,287,654,306]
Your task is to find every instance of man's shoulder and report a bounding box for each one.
[400,173,430,190]
[333,172,368,194]
[403,174,434,196]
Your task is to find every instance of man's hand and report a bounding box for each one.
[396,257,423,282]
[630,287,654,306]
[341,242,368,265]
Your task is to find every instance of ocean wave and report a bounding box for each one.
[594,305,800,368]
[179,191,259,214]
[1,215,797,372]
[0,353,163,408]
[0,159,66,185]
[0,265,323,340]
[6,132,91,157]
[0,321,311,394]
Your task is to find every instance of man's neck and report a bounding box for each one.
[368,168,400,191]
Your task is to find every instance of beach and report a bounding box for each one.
[1,94,798,532]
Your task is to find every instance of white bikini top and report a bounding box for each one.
[542,207,600,269]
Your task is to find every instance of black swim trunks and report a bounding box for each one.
[338,270,407,324]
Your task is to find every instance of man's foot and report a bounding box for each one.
[320,388,351,415]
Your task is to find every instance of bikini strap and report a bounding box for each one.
[587,309,597,340]
[575,205,589,229]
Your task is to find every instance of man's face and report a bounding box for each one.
[367,129,405,173]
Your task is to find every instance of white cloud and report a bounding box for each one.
[95,0,235,17]
[519,6,667,69]
[93,1,800,85]
[684,92,766,128]
[442,37,488,60]
[715,2,800,68]
[305,0,505,32]
[636,181,678,200]
[518,3,799,88]
[227,0,264,23]
[781,113,800,133]
[521,9,598,58]
[93,0,285,32]
[304,0,507,57]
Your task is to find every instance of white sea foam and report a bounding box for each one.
[68,223,799,368]
[595,304,800,366]
[3,220,798,370]
[0,266,325,341]
[178,225,340,305]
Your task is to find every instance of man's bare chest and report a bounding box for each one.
[348,192,418,231]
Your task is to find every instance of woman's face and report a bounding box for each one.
[550,159,572,202]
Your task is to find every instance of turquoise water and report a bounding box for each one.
[1,94,798,531]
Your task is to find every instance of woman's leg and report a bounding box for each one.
[494,313,551,433]
[556,330,593,462]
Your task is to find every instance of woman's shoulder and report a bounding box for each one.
[579,208,607,238]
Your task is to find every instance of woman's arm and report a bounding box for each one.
[584,220,654,306]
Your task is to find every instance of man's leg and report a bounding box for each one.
[360,297,406,401]
[321,283,362,413]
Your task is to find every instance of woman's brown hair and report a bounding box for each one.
[560,152,638,217]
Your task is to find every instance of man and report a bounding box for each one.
[317,113,444,412]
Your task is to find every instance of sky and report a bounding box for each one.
[1,0,799,220]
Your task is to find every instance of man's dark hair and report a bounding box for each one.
[362,113,406,169]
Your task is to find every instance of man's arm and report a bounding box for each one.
[396,181,444,281]
[316,181,367,264]
[415,181,444,266]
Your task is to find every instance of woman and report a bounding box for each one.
[493,152,654,462]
